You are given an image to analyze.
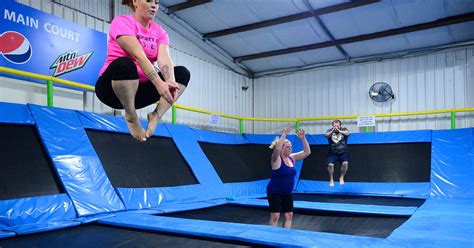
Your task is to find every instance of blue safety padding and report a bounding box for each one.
[192,127,248,144]
[3,220,80,235]
[0,194,76,228]
[121,199,227,215]
[296,180,430,198]
[77,111,171,137]
[371,199,474,247]
[28,104,125,216]
[307,134,328,144]
[431,128,474,199]
[121,199,226,215]
[291,135,306,190]
[99,212,381,247]
[0,102,34,124]
[309,130,432,145]
[229,198,417,216]
[224,180,269,198]
[75,213,117,224]
[122,209,163,215]
[166,124,228,199]
[244,133,297,144]
[116,184,215,210]
[0,231,15,239]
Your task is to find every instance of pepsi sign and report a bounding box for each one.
[0,0,106,90]
[0,31,32,64]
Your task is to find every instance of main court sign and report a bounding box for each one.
[0,0,106,89]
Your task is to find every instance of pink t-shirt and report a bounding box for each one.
[99,15,170,82]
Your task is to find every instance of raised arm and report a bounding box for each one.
[325,127,334,138]
[336,127,350,136]
[271,127,291,166]
[291,128,311,162]
[116,36,177,104]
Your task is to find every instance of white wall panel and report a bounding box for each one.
[52,0,112,22]
[0,77,84,110]
[253,46,474,134]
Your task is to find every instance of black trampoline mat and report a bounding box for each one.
[0,124,64,200]
[163,204,409,238]
[86,130,198,188]
[300,143,431,182]
[0,224,260,248]
[290,194,425,207]
[199,142,273,183]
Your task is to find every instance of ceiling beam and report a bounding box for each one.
[234,12,474,62]
[203,0,379,39]
[303,0,350,60]
[167,0,212,13]
[157,4,251,76]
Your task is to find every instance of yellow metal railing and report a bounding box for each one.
[1,66,473,133]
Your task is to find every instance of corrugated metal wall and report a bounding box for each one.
[254,47,474,134]
[51,0,112,22]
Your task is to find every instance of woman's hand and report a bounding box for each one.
[156,80,180,104]
[282,126,291,136]
[296,128,306,139]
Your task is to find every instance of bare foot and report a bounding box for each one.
[145,111,161,138]
[339,177,345,185]
[329,180,334,187]
[125,112,146,142]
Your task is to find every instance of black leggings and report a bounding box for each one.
[95,57,190,109]
[267,193,294,213]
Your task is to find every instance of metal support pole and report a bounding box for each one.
[47,80,53,107]
[451,112,456,129]
[172,105,177,124]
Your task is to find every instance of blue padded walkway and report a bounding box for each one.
[372,199,474,247]
[99,212,382,247]
[230,198,417,216]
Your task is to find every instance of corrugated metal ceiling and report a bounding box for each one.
[159,0,474,77]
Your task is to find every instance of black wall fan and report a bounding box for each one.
[369,82,395,103]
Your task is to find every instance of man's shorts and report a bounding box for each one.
[327,151,349,165]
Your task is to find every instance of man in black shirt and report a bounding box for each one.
[325,120,350,187]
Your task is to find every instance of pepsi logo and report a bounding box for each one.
[0,31,32,64]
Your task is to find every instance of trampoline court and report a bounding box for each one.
[1,0,474,247]
[0,100,472,247]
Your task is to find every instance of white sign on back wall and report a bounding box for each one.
[357,115,376,127]
[208,114,220,126]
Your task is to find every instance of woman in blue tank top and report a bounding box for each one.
[267,126,311,228]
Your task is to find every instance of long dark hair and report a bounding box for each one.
[121,0,135,11]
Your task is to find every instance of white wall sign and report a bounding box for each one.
[357,115,376,127]
[208,114,220,126]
